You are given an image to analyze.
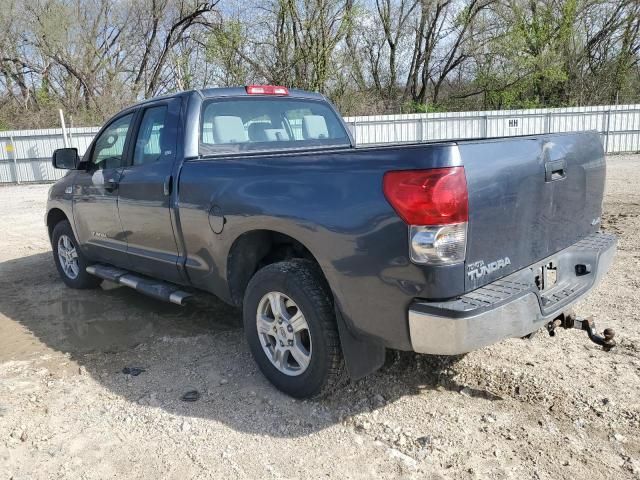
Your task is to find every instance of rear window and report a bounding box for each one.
[199,97,350,155]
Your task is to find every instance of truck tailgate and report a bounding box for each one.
[460,132,605,290]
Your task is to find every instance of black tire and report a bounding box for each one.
[243,260,346,398]
[51,220,101,289]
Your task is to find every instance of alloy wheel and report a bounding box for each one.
[256,291,312,376]
[57,234,80,280]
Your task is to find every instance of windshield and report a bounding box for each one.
[199,97,350,155]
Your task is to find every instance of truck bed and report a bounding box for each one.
[177,131,605,350]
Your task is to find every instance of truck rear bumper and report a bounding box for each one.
[408,233,617,355]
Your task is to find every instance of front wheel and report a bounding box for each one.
[51,220,101,289]
[243,260,346,398]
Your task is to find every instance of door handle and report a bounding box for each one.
[105,178,119,192]
[545,159,566,182]
[163,175,173,196]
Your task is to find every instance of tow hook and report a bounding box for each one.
[547,310,616,351]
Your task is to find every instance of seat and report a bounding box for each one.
[248,122,271,142]
[248,122,291,142]
[158,126,174,156]
[134,126,171,166]
[264,128,290,141]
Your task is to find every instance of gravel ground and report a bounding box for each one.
[0,155,639,479]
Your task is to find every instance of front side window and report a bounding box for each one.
[91,113,133,169]
[133,106,170,166]
[199,97,350,155]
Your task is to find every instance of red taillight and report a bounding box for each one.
[245,85,289,95]
[383,167,468,225]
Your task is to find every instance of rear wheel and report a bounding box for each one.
[243,260,346,398]
[51,220,101,289]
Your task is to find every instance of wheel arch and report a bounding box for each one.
[226,229,325,307]
[46,208,70,239]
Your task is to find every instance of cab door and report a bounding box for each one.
[72,112,135,267]
[116,99,183,284]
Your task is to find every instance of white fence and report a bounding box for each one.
[0,127,99,184]
[2,104,640,184]
[346,104,640,152]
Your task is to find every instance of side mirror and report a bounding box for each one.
[52,148,79,170]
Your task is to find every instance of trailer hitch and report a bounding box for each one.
[547,311,616,351]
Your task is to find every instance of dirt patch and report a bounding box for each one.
[1,156,640,479]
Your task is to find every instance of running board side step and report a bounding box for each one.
[86,264,192,306]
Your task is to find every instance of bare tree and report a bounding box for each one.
[1,0,639,129]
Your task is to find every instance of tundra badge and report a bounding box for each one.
[467,257,511,280]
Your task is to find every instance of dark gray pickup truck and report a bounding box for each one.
[46,86,617,397]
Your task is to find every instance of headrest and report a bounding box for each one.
[302,115,329,139]
[213,116,248,143]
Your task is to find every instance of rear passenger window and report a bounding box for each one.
[133,106,170,166]
[199,97,350,155]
